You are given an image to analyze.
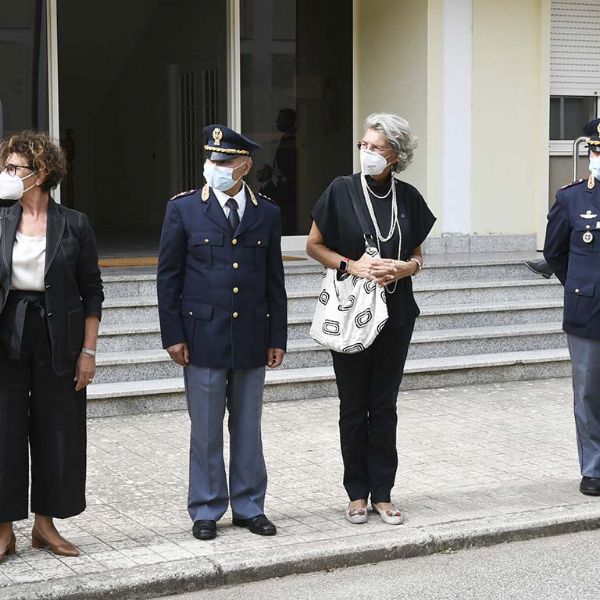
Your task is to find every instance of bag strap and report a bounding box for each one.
[343,176,375,245]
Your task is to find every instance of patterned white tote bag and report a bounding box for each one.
[310,244,388,353]
[310,178,388,353]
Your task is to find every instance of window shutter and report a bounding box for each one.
[551,0,600,94]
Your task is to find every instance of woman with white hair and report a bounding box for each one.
[306,113,435,525]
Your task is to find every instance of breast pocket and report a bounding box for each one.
[573,220,600,252]
[188,232,225,269]
[244,232,270,271]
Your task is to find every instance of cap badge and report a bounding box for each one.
[596,123,600,135]
[212,128,223,146]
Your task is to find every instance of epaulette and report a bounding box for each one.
[170,188,196,201]
[257,191,277,205]
[560,178,585,190]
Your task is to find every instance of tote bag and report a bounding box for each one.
[309,179,388,353]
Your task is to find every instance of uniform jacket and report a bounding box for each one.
[0,199,104,374]
[544,178,600,340]
[156,185,287,369]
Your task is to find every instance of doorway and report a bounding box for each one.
[57,0,228,257]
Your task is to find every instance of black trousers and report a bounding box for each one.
[0,293,86,522]
[331,320,415,503]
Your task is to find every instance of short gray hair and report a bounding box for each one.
[363,113,417,173]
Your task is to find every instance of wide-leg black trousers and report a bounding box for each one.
[0,293,86,522]
[331,320,415,503]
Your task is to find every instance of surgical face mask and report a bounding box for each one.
[360,149,389,176]
[590,155,600,180]
[0,170,37,200]
[203,160,245,192]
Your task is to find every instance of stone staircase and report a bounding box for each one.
[89,253,569,417]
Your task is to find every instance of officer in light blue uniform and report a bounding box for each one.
[157,125,287,539]
[544,117,600,496]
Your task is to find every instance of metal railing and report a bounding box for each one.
[573,136,588,181]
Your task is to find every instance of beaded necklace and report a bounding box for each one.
[360,173,402,294]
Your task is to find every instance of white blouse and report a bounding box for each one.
[11,231,46,292]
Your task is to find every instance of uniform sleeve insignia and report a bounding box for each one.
[560,178,585,190]
[170,188,196,200]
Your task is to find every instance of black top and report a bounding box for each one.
[311,173,436,326]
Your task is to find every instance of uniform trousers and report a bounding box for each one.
[183,364,267,522]
[568,333,600,477]
[331,320,415,503]
[0,293,86,523]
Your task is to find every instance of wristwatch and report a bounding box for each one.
[339,257,350,273]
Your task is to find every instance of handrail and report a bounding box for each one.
[573,136,588,181]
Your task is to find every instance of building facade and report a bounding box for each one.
[1,0,597,252]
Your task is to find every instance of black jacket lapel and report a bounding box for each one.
[45,198,65,276]
[1,201,22,278]
[235,187,259,236]
[202,190,232,232]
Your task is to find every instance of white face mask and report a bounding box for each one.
[203,160,245,192]
[0,170,37,200]
[590,155,600,180]
[359,149,389,176]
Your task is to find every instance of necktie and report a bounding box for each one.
[226,197,240,231]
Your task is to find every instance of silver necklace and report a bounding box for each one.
[360,174,402,294]
[364,178,393,199]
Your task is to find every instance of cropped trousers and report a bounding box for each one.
[331,320,415,503]
[0,292,86,522]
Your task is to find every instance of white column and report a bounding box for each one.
[441,0,472,233]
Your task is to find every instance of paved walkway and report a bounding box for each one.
[3,377,600,599]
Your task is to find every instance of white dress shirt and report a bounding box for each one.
[11,231,46,291]
[213,184,247,221]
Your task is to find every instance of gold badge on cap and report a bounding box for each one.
[212,128,223,146]
[596,123,600,135]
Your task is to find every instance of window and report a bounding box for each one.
[550,96,597,140]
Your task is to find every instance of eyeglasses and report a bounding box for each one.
[2,164,34,177]
[356,141,391,155]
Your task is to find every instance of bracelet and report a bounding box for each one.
[409,257,422,275]
[81,347,96,357]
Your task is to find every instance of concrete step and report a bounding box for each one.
[94,322,567,382]
[101,292,564,330]
[87,347,572,417]
[286,299,564,339]
[97,322,161,353]
[288,278,562,313]
[99,255,549,298]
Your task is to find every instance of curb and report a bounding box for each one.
[5,503,600,600]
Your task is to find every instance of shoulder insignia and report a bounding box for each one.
[201,183,210,201]
[257,191,277,205]
[560,178,585,190]
[242,184,258,206]
[589,174,596,190]
[170,188,196,201]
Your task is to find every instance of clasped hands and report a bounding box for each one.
[347,253,417,286]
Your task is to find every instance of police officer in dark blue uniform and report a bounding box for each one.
[544,117,600,496]
[157,125,287,539]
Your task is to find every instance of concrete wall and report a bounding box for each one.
[470,0,550,240]
[354,0,432,219]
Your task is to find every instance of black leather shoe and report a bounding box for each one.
[580,477,600,496]
[232,514,277,536]
[524,259,553,279]
[192,520,217,540]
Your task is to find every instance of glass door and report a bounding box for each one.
[56,0,229,257]
[0,0,49,204]
[240,0,353,237]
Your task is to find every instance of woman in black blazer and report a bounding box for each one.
[0,131,103,561]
